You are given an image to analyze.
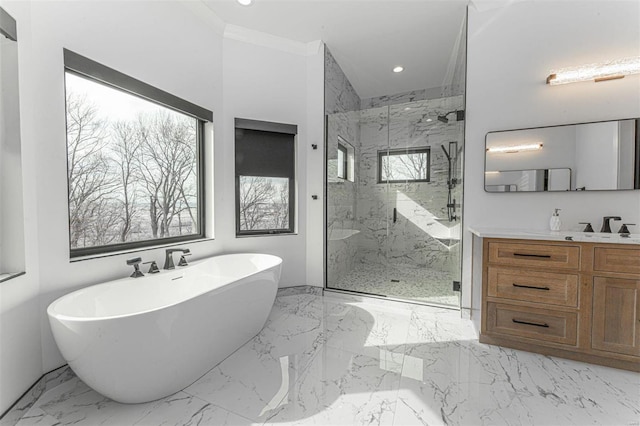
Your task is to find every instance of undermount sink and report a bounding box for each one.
[562,232,640,243]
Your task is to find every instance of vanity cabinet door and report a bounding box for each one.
[592,277,640,357]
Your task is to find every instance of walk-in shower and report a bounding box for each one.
[326,97,465,307]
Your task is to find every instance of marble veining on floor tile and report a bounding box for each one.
[7,291,639,425]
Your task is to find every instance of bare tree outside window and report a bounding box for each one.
[379,148,430,183]
[65,72,200,252]
[238,176,289,231]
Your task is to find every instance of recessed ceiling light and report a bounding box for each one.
[393,66,404,73]
[426,118,433,122]
[237,0,252,5]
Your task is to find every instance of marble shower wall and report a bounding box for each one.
[325,48,464,291]
[325,49,361,284]
[356,96,464,275]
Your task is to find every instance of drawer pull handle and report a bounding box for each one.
[512,318,550,328]
[512,283,551,291]
[512,253,552,259]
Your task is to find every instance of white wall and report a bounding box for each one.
[219,35,318,288]
[575,122,618,190]
[0,0,323,413]
[463,1,640,326]
[618,120,636,189]
[1,0,44,414]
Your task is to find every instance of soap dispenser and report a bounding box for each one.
[550,208,562,231]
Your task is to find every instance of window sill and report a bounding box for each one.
[0,271,26,284]
[236,232,298,239]
[70,237,215,262]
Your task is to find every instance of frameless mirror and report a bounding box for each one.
[485,119,640,192]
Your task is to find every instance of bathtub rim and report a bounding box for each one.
[47,253,282,323]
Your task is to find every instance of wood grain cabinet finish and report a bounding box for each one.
[481,238,640,372]
[594,247,640,275]
[487,266,578,307]
[486,302,578,346]
[592,277,640,357]
[488,241,580,270]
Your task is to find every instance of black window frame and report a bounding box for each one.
[63,49,212,258]
[235,118,297,236]
[377,147,431,183]
[337,141,348,180]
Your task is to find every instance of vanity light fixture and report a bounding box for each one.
[546,56,640,85]
[393,66,404,73]
[486,143,543,154]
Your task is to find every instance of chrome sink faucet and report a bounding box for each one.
[600,216,622,233]
[163,248,191,270]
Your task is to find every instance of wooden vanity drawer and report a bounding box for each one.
[487,266,578,307]
[594,247,640,275]
[488,241,580,270]
[486,302,578,346]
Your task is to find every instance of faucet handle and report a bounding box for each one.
[578,222,594,232]
[143,260,160,274]
[178,253,192,267]
[618,224,635,234]
[126,257,144,278]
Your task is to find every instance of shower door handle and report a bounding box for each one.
[393,208,397,223]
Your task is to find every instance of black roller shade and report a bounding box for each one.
[235,128,295,178]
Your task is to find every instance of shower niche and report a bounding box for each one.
[326,95,464,307]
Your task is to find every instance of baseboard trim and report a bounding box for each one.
[0,365,74,425]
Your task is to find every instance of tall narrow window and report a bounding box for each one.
[336,137,355,182]
[63,50,212,257]
[337,142,347,180]
[235,118,296,235]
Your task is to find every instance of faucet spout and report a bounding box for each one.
[600,216,622,233]
[163,248,190,270]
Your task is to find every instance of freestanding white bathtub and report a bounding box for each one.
[47,253,282,403]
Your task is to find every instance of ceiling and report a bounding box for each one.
[203,0,469,99]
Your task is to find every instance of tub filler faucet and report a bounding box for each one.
[164,248,191,270]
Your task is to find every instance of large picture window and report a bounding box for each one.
[235,118,296,235]
[63,49,212,257]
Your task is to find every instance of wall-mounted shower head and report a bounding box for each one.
[437,110,465,124]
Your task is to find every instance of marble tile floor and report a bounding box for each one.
[8,290,639,426]
[331,262,460,307]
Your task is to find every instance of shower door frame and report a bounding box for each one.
[323,104,466,310]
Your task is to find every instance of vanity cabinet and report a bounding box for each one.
[591,276,640,357]
[480,238,640,372]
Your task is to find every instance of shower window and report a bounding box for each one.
[235,118,297,236]
[337,143,347,179]
[378,147,430,183]
[63,49,211,257]
[337,138,355,182]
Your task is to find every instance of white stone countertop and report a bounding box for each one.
[468,227,640,245]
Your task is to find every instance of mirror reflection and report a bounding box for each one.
[485,119,640,192]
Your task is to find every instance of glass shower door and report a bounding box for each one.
[326,98,463,307]
[383,100,461,306]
